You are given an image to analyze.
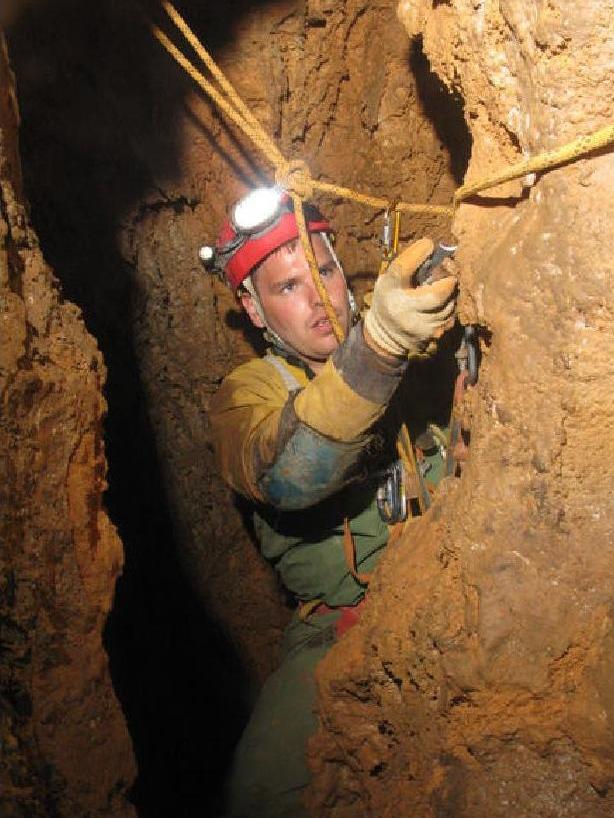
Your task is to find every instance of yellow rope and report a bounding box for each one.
[454,124,614,203]
[151,25,282,169]
[152,2,614,342]
[160,1,286,168]
[292,191,345,341]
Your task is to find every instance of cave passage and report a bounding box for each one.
[8,3,275,815]
[7,0,471,815]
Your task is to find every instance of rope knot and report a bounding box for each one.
[275,159,314,200]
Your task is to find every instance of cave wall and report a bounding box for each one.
[0,34,135,818]
[308,1,614,816]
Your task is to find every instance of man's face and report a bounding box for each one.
[240,234,351,370]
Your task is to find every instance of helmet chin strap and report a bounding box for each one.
[243,274,294,354]
[243,232,358,356]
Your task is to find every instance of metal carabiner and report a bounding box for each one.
[380,208,401,263]
[376,460,408,524]
[455,324,479,386]
[464,325,478,386]
[382,210,392,254]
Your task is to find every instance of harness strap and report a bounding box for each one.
[343,518,372,586]
[263,352,302,391]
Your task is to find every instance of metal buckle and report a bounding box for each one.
[376,460,408,524]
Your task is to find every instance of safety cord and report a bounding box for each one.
[292,191,345,341]
[343,518,372,586]
[453,125,614,204]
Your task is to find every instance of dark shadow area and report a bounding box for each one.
[410,35,472,185]
[233,493,296,611]
[7,1,279,815]
[402,320,465,437]
[461,189,531,208]
[224,306,268,356]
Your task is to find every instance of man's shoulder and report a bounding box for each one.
[224,353,308,390]
[211,353,308,414]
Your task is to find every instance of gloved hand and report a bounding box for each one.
[364,238,458,358]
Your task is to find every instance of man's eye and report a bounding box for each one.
[319,266,335,278]
[280,281,296,293]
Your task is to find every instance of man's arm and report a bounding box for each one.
[209,324,406,510]
[210,239,457,510]
[262,324,408,508]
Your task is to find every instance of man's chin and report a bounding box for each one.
[290,336,339,365]
[274,318,348,363]
[308,341,340,363]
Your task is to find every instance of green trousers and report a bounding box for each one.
[226,610,340,818]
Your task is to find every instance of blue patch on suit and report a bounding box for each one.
[259,423,365,510]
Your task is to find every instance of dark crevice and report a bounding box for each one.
[7,2,277,816]
[410,35,472,185]
[132,192,201,224]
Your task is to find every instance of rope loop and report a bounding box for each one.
[275,159,315,200]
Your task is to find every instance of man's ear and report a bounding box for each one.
[239,290,266,328]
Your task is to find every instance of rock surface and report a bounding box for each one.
[8,0,610,815]
[0,34,135,818]
[307,1,614,816]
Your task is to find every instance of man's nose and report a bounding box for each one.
[306,274,324,307]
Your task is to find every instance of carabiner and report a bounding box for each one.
[455,324,479,386]
[376,460,408,524]
[382,210,392,254]
[464,325,478,386]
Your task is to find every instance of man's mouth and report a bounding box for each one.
[311,315,333,332]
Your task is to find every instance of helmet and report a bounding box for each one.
[212,187,331,290]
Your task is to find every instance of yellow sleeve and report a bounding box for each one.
[209,357,305,501]
[293,358,384,442]
[210,326,407,506]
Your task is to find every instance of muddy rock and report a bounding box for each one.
[0,34,135,818]
[308,1,614,816]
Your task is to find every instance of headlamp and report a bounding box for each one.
[207,186,294,273]
[201,186,331,290]
[232,186,284,234]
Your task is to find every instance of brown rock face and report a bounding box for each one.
[308,1,614,816]
[0,34,135,818]
[10,0,611,816]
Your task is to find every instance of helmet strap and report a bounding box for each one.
[242,275,266,323]
[243,275,295,354]
[320,233,358,321]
